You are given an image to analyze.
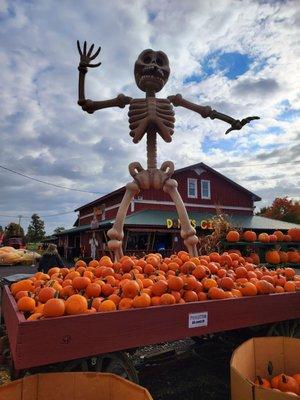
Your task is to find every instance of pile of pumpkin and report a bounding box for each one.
[255,373,300,397]
[226,228,300,243]
[226,229,300,265]
[9,250,300,320]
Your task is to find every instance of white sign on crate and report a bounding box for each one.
[188,312,208,328]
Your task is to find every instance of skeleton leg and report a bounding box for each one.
[107,181,140,261]
[163,179,199,257]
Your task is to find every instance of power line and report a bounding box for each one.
[0,165,105,195]
[0,211,75,219]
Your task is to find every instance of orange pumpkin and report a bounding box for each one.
[278,374,299,394]
[288,228,300,242]
[65,294,88,315]
[265,250,280,265]
[243,230,257,242]
[17,296,36,313]
[226,230,240,242]
[43,298,65,318]
[255,376,271,389]
[258,233,270,243]
[273,230,284,241]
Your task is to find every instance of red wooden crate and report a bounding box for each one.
[2,285,300,370]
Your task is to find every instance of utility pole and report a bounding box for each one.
[17,215,22,235]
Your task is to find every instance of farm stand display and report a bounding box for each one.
[2,251,300,380]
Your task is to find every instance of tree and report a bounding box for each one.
[4,222,25,239]
[0,225,3,234]
[53,226,65,235]
[256,197,300,224]
[26,214,46,243]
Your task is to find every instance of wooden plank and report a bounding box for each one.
[3,286,300,370]
[1,286,26,367]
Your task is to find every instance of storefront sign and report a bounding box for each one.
[166,218,213,230]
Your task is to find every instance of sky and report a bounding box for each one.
[0,0,299,235]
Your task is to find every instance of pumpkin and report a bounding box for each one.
[255,376,271,388]
[258,233,270,243]
[268,234,278,242]
[38,287,56,303]
[278,374,299,394]
[243,230,257,242]
[288,228,300,242]
[279,251,288,263]
[43,298,65,318]
[283,234,292,242]
[17,296,36,313]
[265,250,280,264]
[65,294,88,315]
[273,230,284,241]
[226,230,240,242]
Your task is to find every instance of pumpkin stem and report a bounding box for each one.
[282,374,287,384]
[257,376,264,385]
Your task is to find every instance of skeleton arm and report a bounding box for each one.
[168,94,259,134]
[77,41,132,114]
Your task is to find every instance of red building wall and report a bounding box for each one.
[77,164,257,225]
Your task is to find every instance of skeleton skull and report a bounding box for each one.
[134,49,170,93]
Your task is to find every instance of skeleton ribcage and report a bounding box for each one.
[128,98,175,143]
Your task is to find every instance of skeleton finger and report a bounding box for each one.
[77,40,82,56]
[129,112,148,123]
[88,62,101,68]
[83,41,87,55]
[128,107,147,117]
[87,44,94,57]
[90,46,101,60]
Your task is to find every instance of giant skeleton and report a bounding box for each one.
[77,41,259,260]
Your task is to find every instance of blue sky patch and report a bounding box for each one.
[184,51,254,84]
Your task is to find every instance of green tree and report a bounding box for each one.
[26,214,46,243]
[53,226,65,235]
[4,222,25,239]
[257,197,300,224]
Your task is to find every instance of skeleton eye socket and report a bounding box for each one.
[143,55,151,63]
[156,57,163,66]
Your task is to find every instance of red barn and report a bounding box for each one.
[55,162,296,259]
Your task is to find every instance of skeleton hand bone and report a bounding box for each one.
[128,98,175,143]
[225,116,260,134]
[77,40,101,72]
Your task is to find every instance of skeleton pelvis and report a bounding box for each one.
[129,161,174,190]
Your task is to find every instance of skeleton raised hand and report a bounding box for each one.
[77,40,101,72]
[77,41,132,113]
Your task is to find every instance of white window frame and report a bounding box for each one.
[201,180,211,199]
[187,178,198,199]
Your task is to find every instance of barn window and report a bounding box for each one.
[201,180,211,199]
[187,178,198,198]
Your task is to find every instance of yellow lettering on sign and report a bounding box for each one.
[166,219,173,229]
[190,219,196,228]
[200,220,208,229]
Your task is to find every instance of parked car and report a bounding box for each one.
[6,237,26,249]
